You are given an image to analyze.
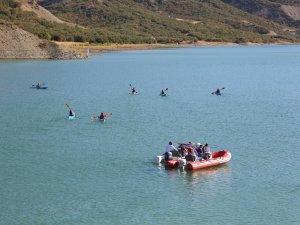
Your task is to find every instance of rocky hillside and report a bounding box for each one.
[37,0,299,43]
[0,21,84,59]
[0,0,300,59]
[223,0,300,27]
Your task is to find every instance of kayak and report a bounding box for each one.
[31,86,48,89]
[99,118,106,122]
[69,114,75,120]
[185,150,231,171]
[160,93,167,96]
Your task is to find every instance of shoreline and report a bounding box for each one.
[1,40,299,60]
[56,40,300,55]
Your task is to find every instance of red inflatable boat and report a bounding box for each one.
[164,159,179,169]
[164,150,231,170]
[185,150,231,171]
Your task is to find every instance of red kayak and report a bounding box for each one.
[185,150,231,171]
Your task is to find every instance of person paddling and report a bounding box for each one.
[212,87,224,95]
[98,112,106,120]
[69,109,74,117]
[132,87,137,94]
[161,90,165,95]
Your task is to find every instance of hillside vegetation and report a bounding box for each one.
[1,0,300,45]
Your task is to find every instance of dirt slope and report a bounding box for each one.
[18,0,81,27]
[281,5,300,21]
[0,21,84,59]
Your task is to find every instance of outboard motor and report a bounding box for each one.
[164,152,173,161]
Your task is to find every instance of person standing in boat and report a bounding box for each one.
[203,143,212,159]
[165,141,177,161]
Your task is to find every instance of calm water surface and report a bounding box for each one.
[0,46,300,225]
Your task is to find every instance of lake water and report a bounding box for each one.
[0,45,299,225]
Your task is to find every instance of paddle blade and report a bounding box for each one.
[108,112,112,116]
[91,116,97,120]
[165,88,168,91]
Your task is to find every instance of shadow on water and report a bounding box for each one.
[182,164,231,183]
[162,164,232,185]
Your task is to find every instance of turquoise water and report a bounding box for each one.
[0,46,299,225]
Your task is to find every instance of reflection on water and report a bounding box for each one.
[183,164,232,184]
[164,164,231,182]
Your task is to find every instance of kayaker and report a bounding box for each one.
[69,109,74,117]
[131,87,136,94]
[99,112,106,120]
[203,143,212,159]
[36,83,40,88]
[161,90,165,95]
[216,89,221,95]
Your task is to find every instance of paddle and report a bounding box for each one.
[91,112,112,120]
[160,88,168,96]
[66,103,75,116]
[129,84,138,94]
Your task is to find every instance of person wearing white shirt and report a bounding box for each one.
[166,141,177,152]
[165,141,177,161]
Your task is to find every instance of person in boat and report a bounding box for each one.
[178,144,187,157]
[98,112,106,120]
[187,141,195,148]
[164,141,177,161]
[185,147,198,161]
[160,90,165,95]
[215,89,221,95]
[69,109,74,117]
[203,143,212,159]
[195,143,204,160]
[36,83,40,88]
